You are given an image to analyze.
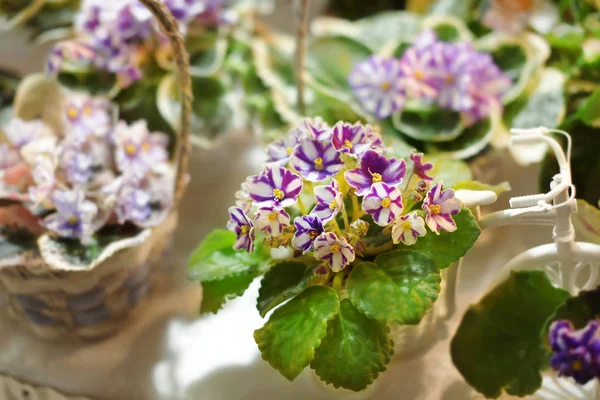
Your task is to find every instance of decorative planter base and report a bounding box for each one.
[536,372,599,400]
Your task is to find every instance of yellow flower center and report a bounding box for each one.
[445,74,454,84]
[83,105,93,116]
[414,70,425,81]
[125,143,138,156]
[330,243,340,254]
[572,360,583,371]
[68,215,79,225]
[286,147,293,155]
[314,157,324,171]
[402,221,412,231]
[240,225,249,235]
[268,212,278,221]
[380,81,392,91]
[329,199,338,210]
[141,142,151,152]
[429,204,441,215]
[273,188,285,200]
[308,230,319,239]
[344,139,353,149]
[67,107,79,120]
[372,173,382,183]
[381,198,391,208]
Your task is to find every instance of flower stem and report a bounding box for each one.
[363,241,394,256]
[402,173,415,197]
[351,195,363,222]
[341,204,350,231]
[294,0,311,115]
[297,195,308,215]
[332,271,345,294]
[330,219,343,237]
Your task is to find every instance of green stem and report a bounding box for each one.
[363,241,394,256]
[341,203,350,231]
[402,173,415,197]
[297,195,308,215]
[351,195,363,222]
[332,272,345,294]
[330,219,343,237]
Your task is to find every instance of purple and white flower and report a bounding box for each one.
[61,148,94,186]
[113,120,168,176]
[29,157,56,206]
[344,150,407,196]
[361,182,403,226]
[430,41,476,112]
[290,138,343,182]
[3,118,54,149]
[253,206,290,236]
[549,319,600,385]
[235,177,253,214]
[314,232,355,272]
[422,181,462,234]
[349,55,406,119]
[311,179,343,223]
[409,151,434,181]
[227,206,255,252]
[266,128,304,166]
[165,0,206,28]
[105,177,153,225]
[362,124,384,151]
[291,215,324,253]
[398,34,439,100]
[64,94,112,141]
[295,117,331,142]
[246,165,303,208]
[391,212,427,245]
[331,122,373,158]
[43,189,98,239]
[46,41,96,74]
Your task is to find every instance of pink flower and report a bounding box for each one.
[409,151,434,181]
[422,181,462,234]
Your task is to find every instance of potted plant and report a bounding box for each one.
[187,115,488,392]
[0,0,192,340]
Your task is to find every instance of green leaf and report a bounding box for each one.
[453,180,511,196]
[545,287,600,334]
[578,88,600,127]
[200,268,257,314]
[353,11,421,51]
[410,208,481,269]
[0,233,36,260]
[428,0,475,20]
[392,108,463,143]
[307,83,364,125]
[307,36,372,92]
[451,270,570,399]
[311,299,394,391]
[347,250,440,324]
[188,229,266,282]
[490,43,528,84]
[254,286,340,381]
[257,261,314,318]
[572,200,600,244]
[426,113,498,159]
[427,156,473,187]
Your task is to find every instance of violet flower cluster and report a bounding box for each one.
[0,93,174,242]
[47,0,235,87]
[348,30,512,125]
[227,118,463,272]
[549,319,600,385]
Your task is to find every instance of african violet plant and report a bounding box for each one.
[0,75,174,266]
[253,7,554,162]
[188,117,482,390]
[42,0,278,145]
[451,272,600,398]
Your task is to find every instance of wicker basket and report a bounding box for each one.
[0,0,193,340]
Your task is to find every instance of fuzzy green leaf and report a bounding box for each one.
[409,208,481,269]
[451,270,570,399]
[311,299,394,391]
[453,180,511,196]
[188,229,266,282]
[427,156,473,187]
[254,286,340,381]
[347,250,440,324]
[200,268,257,314]
[257,261,314,317]
[578,88,600,127]
[545,287,600,334]
[392,108,463,143]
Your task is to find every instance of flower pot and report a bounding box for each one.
[0,213,177,340]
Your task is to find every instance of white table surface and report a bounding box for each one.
[0,15,573,400]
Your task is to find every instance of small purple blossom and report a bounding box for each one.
[266,128,303,166]
[235,177,253,214]
[549,320,600,385]
[331,122,373,158]
[314,232,355,272]
[61,148,94,186]
[349,55,406,119]
[344,150,407,196]
[43,189,98,239]
[291,215,324,253]
[311,179,343,224]
[64,94,112,141]
[105,177,153,225]
[246,165,303,208]
[362,124,384,151]
[227,206,255,253]
[113,120,168,176]
[300,117,331,142]
[409,151,434,181]
[361,183,403,227]
[391,212,427,245]
[46,41,97,74]
[165,0,206,27]
[290,138,343,182]
[253,206,290,236]
[3,118,54,149]
[398,33,439,100]
[422,181,462,234]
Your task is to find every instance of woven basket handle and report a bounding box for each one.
[138,0,192,205]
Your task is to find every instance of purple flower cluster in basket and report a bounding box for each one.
[46,0,236,87]
[348,30,512,125]
[549,319,600,385]
[0,93,174,242]
[227,118,463,272]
